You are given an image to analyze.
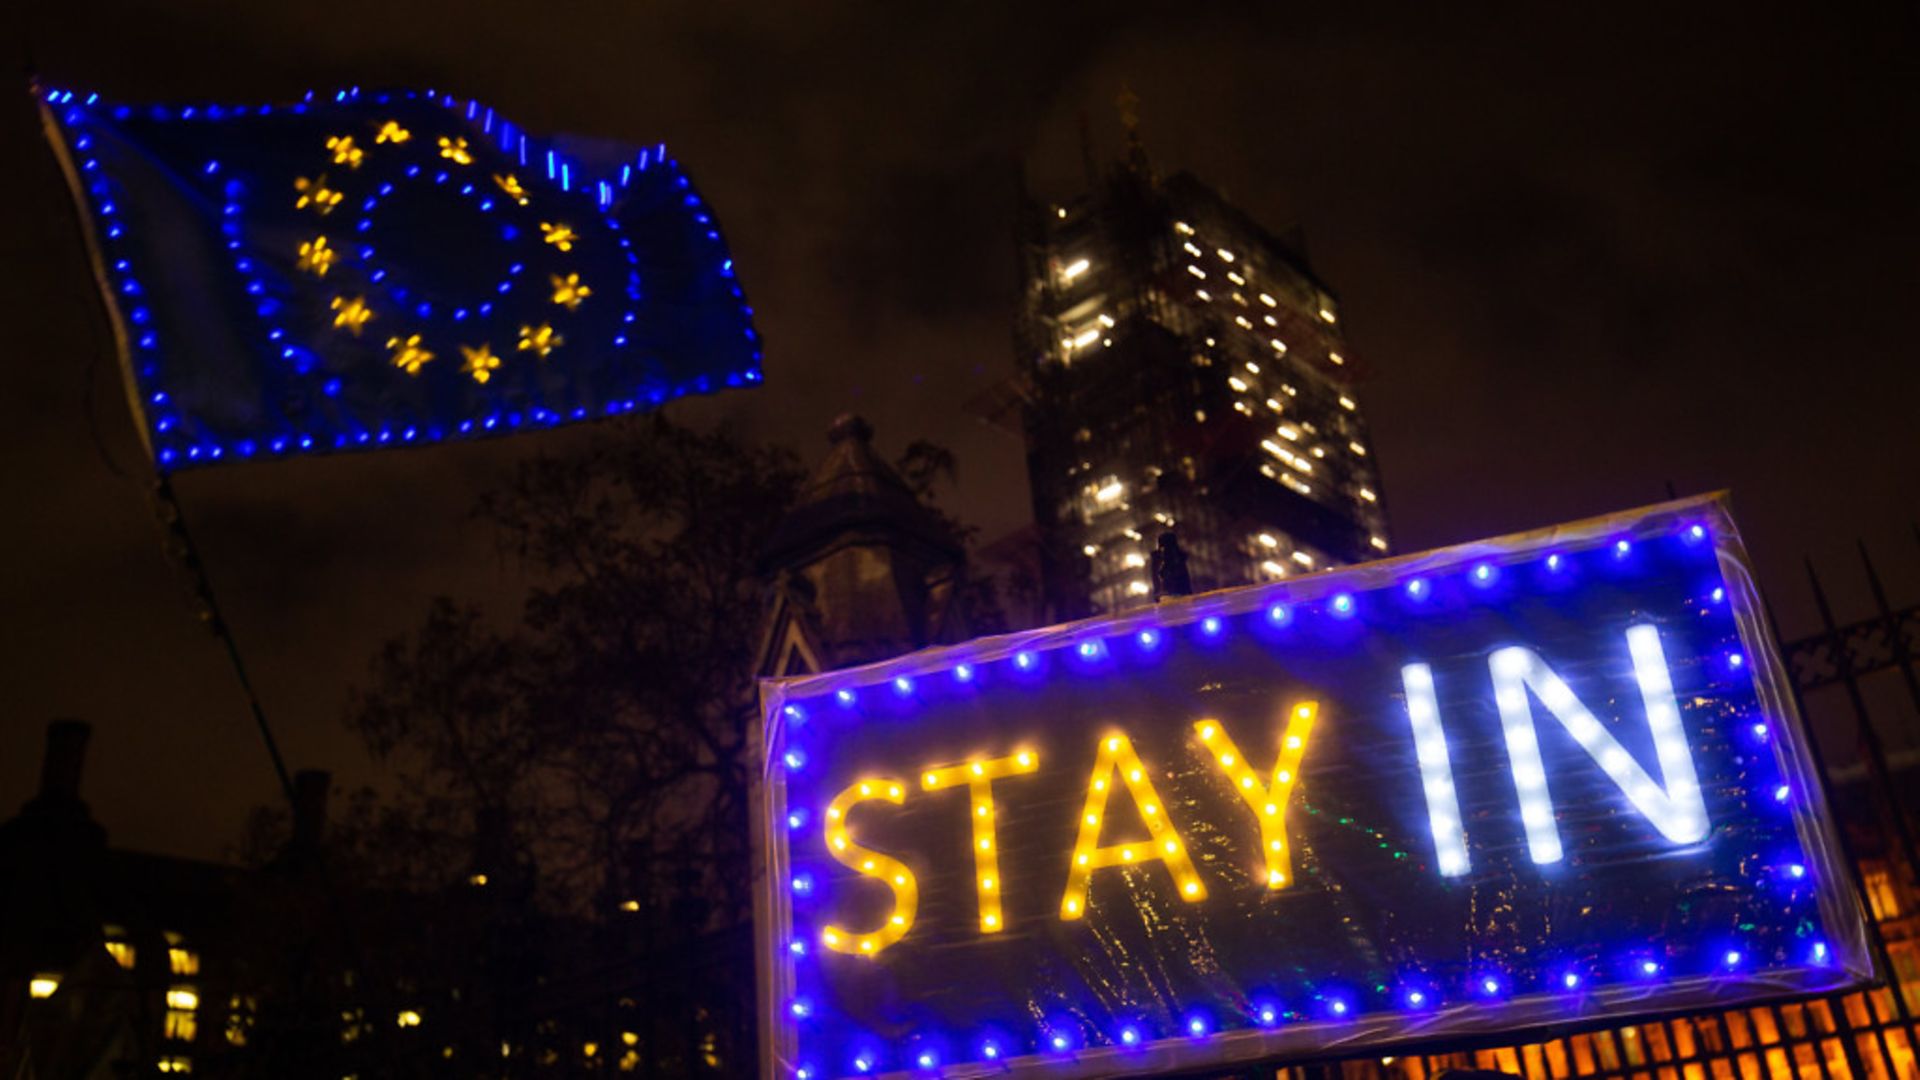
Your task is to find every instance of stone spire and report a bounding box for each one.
[757,415,966,674]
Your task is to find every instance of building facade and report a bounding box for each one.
[1017,140,1390,619]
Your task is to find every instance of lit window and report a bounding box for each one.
[1257,533,1278,548]
[1216,248,1236,262]
[1095,480,1123,503]
[1227,272,1246,286]
[398,1010,423,1027]
[1234,401,1252,415]
[166,1009,198,1041]
[1263,314,1278,327]
[1186,265,1206,279]
[28,975,59,999]
[167,988,199,1011]
[1259,293,1277,307]
[1261,560,1286,578]
[1291,551,1315,568]
[1245,361,1260,374]
[1122,552,1146,568]
[1174,221,1195,235]
[1329,351,1345,365]
[1277,425,1300,441]
[1339,395,1357,411]
[1061,258,1090,281]
[1319,306,1337,323]
[1193,409,1206,422]
[1266,398,1283,412]
[169,947,199,975]
[1270,339,1287,353]
[1228,377,1248,392]
[1056,207,1067,219]
[1183,242,1203,257]
[1097,313,1116,327]
[1280,475,1312,496]
[1371,536,1389,551]
[1082,544,1098,556]
[157,1058,192,1074]
[105,941,135,969]
[1127,580,1150,596]
[1349,441,1367,456]
[1070,328,1100,349]
[1234,315,1252,329]
[1359,488,1377,502]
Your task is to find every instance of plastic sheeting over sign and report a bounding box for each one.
[754,495,1871,1079]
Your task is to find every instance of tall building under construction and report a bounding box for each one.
[1016,122,1390,619]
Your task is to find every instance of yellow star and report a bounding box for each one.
[550,273,591,310]
[493,173,529,205]
[517,323,562,358]
[460,343,501,384]
[294,175,343,215]
[326,135,364,169]
[387,334,433,375]
[297,236,337,277]
[330,296,374,336]
[375,120,411,145]
[438,136,473,165]
[540,222,576,252]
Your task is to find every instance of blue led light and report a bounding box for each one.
[791,873,813,896]
[979,1040,1000,1061]
[1712,586,1727,603]
[783,748,806,772]
[1266,603,1291,626]
[1788,863,1807,879]
[915,1050,936,1070]
[1254,1002,1279,1025]
[789,939,807,956]
[1048,1033,1069,1051]
[783,704,806,724]
[1405,989,1428,1008]
[1405,577,1430,600]
[836,689,857,708]
[1185,1013,1208,1037]
[1687,523,1708,543]
[1613,539,1633,559]
[892,675,915,697]
[1200,616,1222,636]
[1751,721,1770,741]
[1118,1026,1140,1046]
[1077,640,1106,661]
[1723,949,1743,969]
[1471,563,1497,586]
[1728,651,1746,669]
[1136,628,1162,650]
[953,663,974,682]
[853,1054,873,1073]
[786,810,806,830]
[1015,650,1037,671]
[1638,959,1660,978]
[1329,593,1356,617]
[1478,975,1503,997]
[790,998,812,1019]
[1773,784,1791,803]
[1811,941,1830,964]
[1561,971,1583,990]
[1328,997,1350,1017]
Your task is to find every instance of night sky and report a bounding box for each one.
[3,4,1916,863]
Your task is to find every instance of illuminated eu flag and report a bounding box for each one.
[37,85,763,469]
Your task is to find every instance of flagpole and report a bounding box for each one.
[36,81,299,808]
[151,476,299,804]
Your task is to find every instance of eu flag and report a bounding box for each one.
[37,85,763,470]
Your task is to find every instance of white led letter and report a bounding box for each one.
[1401,664,1470,877]
[1490,624,1709,865]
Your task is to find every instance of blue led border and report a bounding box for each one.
[752,493,1874,1080]
[34,84,763,471]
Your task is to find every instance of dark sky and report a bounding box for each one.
[4,3,1916,863]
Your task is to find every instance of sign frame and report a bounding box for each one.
[753,494,1873,1079]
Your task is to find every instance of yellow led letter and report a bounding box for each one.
[820,778,917,957]
[1196,702,1319,888]
[1060,733,1206,919]
[921,749,1040,934]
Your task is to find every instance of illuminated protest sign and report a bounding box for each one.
[754,496,1871,1079]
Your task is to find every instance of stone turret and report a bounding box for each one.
[757,415,967,675]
